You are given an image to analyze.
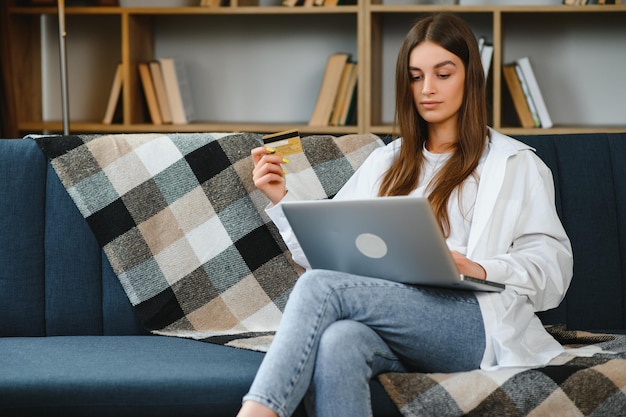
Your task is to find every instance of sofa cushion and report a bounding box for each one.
[44,165,146,336]
[0,139,47,336]
[0,334,399,417]
[0,335,265,416]
[516,133,626,332]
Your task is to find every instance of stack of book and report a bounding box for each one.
[308,53,358,127]
[502,56,552,129]
[103,58,195,125]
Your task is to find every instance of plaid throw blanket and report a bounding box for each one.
[379,332,626,417]
[34,132,383,349]
[35,132,626,417]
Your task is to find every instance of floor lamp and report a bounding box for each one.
[57,0,69,135]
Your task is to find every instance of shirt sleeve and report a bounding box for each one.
[476,155,573,312]
[266,191,311,269]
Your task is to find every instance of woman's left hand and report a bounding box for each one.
[451,250,486,280]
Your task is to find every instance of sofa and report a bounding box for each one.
[0,131,625,417]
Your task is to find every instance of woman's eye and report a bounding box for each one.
[438,73,451,79]
[410,74,422,81]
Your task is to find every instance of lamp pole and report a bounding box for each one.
[57,0,69,135]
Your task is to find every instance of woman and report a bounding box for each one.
[238,13,573,417]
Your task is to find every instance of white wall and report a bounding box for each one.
[42,15,121,122]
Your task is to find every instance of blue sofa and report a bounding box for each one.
[0,132,625,416]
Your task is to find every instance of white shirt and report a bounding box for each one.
[267,129,573,370]
[415,146,486,255]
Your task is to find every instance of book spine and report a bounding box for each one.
[138,62,163,125]
[502,64,535,129]
[480,43,494,80]
[149,61,173,124]
[102,63,123,125]
[174,61,195,124]
[517,57,553,129]
[159,58,188,125]
[514,64,541,128]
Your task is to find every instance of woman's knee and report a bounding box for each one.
[316,320,379,370]
[295,269,337,289]
[289,270,337,301]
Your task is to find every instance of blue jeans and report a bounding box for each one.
[243,269,485,417]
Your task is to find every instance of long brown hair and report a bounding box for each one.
[378,13,488,237]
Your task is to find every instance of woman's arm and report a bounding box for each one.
[476,156,573,312]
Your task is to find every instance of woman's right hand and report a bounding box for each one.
[251,146,289,205]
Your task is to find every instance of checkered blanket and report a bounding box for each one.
[379,331,626,417]
[34,132,383,349]
[34,132,626,417]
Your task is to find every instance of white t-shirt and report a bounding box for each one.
[415,145,487,256]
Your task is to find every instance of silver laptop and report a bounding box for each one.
[281,196,505,292]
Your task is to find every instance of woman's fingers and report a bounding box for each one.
[251,146,289,204]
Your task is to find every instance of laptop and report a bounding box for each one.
[281,196,505,292]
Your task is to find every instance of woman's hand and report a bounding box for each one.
[451,250,486,280]
[251,146,289,205]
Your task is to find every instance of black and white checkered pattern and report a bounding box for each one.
[35,132,384,344]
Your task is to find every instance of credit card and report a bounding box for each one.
[262,129,303,157]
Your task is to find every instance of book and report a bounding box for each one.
[138,62,163,125]
[102,63,123,125]
[516,56,553,129]
[480,42,494,80]
[514,64,541,128]
[308,53,350,126]
[335,62,358,126]
[502,64,535,129]
[149,60,172,124]
[477,36,486,52]
[159,58,195,124]
[329,61,355,126]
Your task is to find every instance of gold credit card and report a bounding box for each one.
[262,129,303,157]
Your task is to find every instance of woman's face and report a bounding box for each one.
[408,41,465,128]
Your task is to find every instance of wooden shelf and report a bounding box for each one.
[8,5,360,14]
[18,121,360,135]
[370,125,626,137]
[2,1,625,138]
[369,4,624,12]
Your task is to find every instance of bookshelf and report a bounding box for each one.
[2,1,625,138]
